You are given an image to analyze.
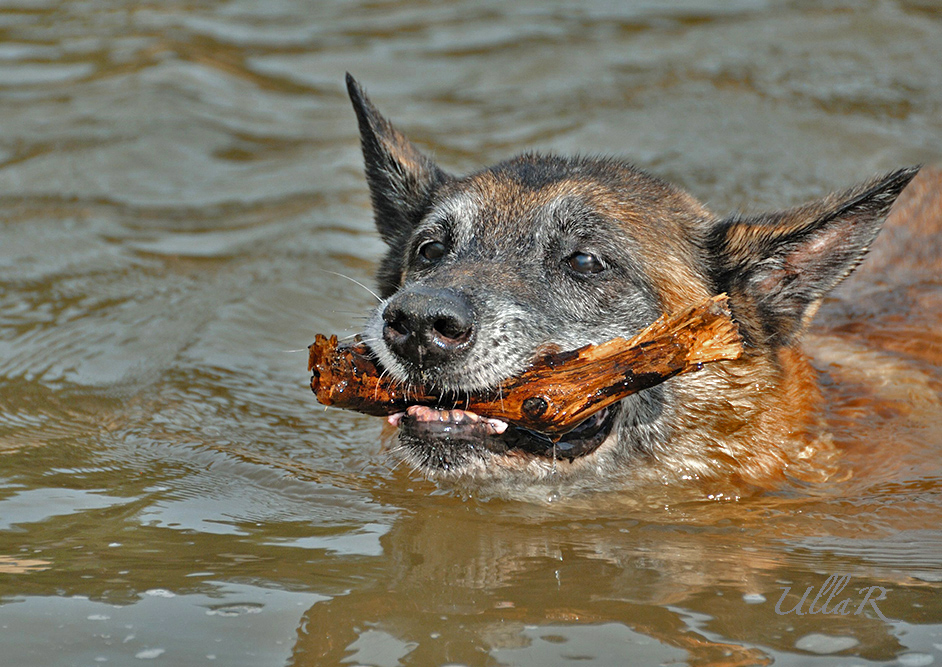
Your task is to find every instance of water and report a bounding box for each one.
[1,1,941,665]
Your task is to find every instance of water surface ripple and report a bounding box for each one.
[1,1,940,665]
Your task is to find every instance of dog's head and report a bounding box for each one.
[344,75,918,498]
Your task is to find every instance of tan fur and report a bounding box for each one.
[346,75,930,499]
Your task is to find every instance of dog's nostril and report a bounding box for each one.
[433,316,471,343]
[386,313,411,337]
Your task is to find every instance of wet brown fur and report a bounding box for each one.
[345,73,927,497]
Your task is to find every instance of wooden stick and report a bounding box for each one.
[309,294,742,435]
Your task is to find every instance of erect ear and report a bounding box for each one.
[708,167,920,347]
[346,74,449,245]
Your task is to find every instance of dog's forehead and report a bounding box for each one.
[431,164,639,244]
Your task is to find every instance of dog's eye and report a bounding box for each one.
[566,252,605,275]
[417,240,447,263]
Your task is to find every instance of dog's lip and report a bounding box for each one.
[391,403,616,462]
[499,407,616,461]
[388,405,509,434]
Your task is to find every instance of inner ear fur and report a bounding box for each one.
[708,167,920,347]
[345,74,449,247]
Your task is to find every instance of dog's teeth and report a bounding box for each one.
[406,405,427,421]
[401,405,506,434]
[485,418,508,434]
[451,410,481,425]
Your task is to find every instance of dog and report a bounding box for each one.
[342,74,923,500]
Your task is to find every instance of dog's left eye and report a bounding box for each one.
[417,240,447,263]
[566,251,605,275]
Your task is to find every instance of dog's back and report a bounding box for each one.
[861,166,942,292]
[807,167,942,488]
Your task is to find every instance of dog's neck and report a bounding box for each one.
[617,345,834,490]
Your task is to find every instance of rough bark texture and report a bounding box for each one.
[309,294,743,435]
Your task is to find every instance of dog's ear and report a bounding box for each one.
[709,167,919,347]
[346,74,449,245]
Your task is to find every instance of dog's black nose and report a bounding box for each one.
[382,287,474,366]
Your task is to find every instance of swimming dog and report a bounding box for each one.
[343,74,921,499]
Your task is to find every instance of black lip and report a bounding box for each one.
[399,406,616,462]
[401,412,503,440]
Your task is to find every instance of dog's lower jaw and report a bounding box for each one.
[386,390,676,499]
[391,427,624,499]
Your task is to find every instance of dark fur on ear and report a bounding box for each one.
[707,166,920,347]
[345,74,449,248]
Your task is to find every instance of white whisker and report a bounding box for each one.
[319,269,382,302]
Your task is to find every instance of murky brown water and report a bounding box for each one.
[1,1,941,665]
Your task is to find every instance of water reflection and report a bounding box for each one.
[289,490,942,665]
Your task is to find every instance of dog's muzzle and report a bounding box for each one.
[378,286,617,465]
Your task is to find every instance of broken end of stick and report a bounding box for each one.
[683,294,743,365]
[631,294,743,367]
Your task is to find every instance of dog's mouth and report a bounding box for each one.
[388,403,617,463]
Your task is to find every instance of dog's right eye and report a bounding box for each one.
[566,251,605,275]
[417,240,447,263]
